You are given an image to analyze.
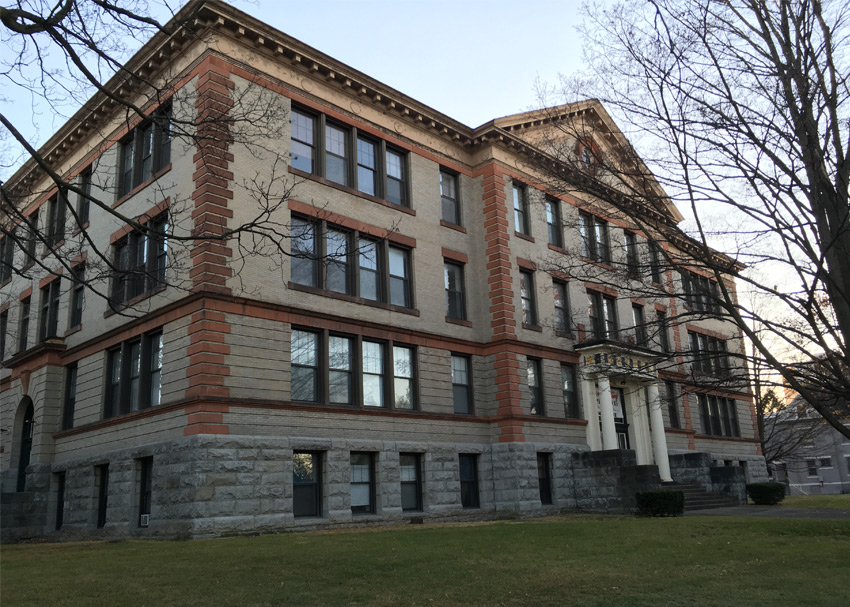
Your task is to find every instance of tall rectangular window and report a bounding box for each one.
[663,381,680,429]
[527,357,544,415]
[290,107,408,206]
[362,341,384,407]
[537,453,553,505]
[561,364,580,418]
[119,106,171,197]
[459,454,480,509]
[46,190,67,248]
[326,228,350,294]
[19,296,30,351]
[589,291,617,339]
[0,233,13,282]
[291,329,319,403]
[806,459,818,477]
[293,451,322,517]
[291,217,318,288]
[0,310,7,360]
[444,261,466,320]
[519,269,537,326]
[69,264,85,328]
[440,170,460,225]
[656,310,669,352]
[325,123,349,186]
[24,209,38,263]
[138,457,153,527]
[77,167,92,226]
[63,364,77,430]
[96,464,109,528]
[55,472,66,531]
[553,280,570,334]
[393,346,414,409]
[39,279,61,341]
[399,453,422,512]
[350,452,375,514]
[105,330,163,418]
[580,212,610,263]
[546,198,563,247]
[513,183,529,235]
[111,214,168,306]
[388,246,410,308]
[290,109,316,173]
[451,354,472,414]
[649,243,662,284]
[624,232,639,278]
[632,304,646,347]
[689,331,728,375]
[328,335,353,405]
[359,238,380,301]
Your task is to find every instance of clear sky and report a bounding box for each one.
[0,0,588,180]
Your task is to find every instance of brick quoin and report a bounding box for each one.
[184,57,237,402]
[479,163,525,442]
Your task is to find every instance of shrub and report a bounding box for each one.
[635,490,684,516]
[746,482,786,505]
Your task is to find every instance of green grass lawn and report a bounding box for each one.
[3,514,849,607]
[780,493,850,510]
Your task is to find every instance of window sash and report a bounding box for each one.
[513,185,528,235]
[451,355,471,414]
[293,451,322,517]
[520,270,537,325]
[527,358,543,415]
[546,200,562,247]
[561,364,579,418]
[400,453,422,511]
[70,265,85,328]
[632,305,646,346]
[459,454,480,508]
[350,452,375,513]
[537,453,553,505]
[553,281,569,334]
[444,262,466,320]
[440,171,459,225]
[39,280,60,341]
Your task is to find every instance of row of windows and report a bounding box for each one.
[697,394,740,437]
[688,331,730,376]
[111,214,168,306]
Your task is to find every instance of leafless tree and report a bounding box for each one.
[527,0,849,438]
[0,1,344,319]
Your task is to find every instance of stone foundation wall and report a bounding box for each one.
[2,436,762,542]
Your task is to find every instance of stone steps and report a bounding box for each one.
[668,483,739,511]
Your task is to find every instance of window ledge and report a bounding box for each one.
[112,164,172,209]
[41,239,65,258]
[64,325,82,338]
[514,231,535,243]
[547,244,567,254]
[103,284,166,317]
[440,220,466,234]
[446,316,472,327]
[287,282,420,316]
[289,167,415,216]
[0,278,10,288]
[522,323,543,332]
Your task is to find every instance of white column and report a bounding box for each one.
[598,376,618,450]
[582,375,601,450]
[647,383,673,482]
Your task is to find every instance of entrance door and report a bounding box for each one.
[611,388,630,449]
[17,403,34,492]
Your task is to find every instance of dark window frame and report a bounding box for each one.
[649,243,663,284]
[553,279,571,335]
[62,363,77,430]
[138,456,153,527]
[632,304,647,347]
[19,296,30,351]
[546,198,563,247]
[45,190,67,248]
[96,464,109,528]
[290,327,417,410]
[77,167,92,226]
[451,353,473,414]
[104,330,163,419]
[519,269,538,326]
[527,357,544,415]
[111,214,168,307]
[444,260,466,321]
[663,381,680,429]
[688,331,729,375]
[561,363,580,418]
[118,106,172,198]
[440,169,461,226]
[537,453,553,505]
[399,453,423,512]
[512,183,530,236]
[656,310,670,352]
[350,452,376,514]
[69,264,85,328]
[290,215,413,309]
[293,451,323,518]
[0,310,7,360]
[588,291,618,340]
[39,278,61,341]
[459,454,480,509]
[580,211,610,264]
[624,231,639,279]
[0,233,14,282]
[698,394,740,437]
[290,106,409,207]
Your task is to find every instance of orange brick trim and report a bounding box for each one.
[191,61,235,296]
[516,257,536,271]
[654,302,667,312]
[630,297,646,306]
[70,251,88,267]
[585,283,618,298]
[185,298,232,399]
[109,198,172,244]
[0,302,9,313]
[548,269,570,282]
[19,287,32,301]
[684,324,728,340]
[288,199,417,248]
[441,248,468,263]
[39,271,63,289]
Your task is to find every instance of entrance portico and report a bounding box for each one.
[576,341,673,482]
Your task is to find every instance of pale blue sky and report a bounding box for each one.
[1,0,587,179]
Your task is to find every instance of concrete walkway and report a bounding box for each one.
[685,505,850,519]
